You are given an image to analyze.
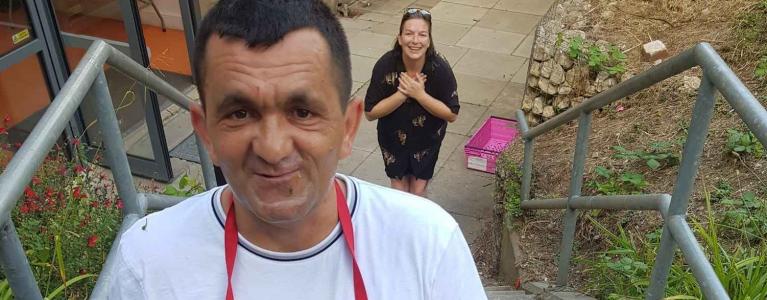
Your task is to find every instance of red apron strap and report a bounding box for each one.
[224,180,368,300]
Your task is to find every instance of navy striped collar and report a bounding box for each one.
[211,174,360,261]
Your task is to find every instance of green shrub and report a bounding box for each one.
[587,166,647,195]
[612,142,679,170]
[726,128,764,159]
[163,174,205,197]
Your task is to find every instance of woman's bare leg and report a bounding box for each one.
[390,176,410,192]
[409,177,429,198]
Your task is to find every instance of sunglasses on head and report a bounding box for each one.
[404,8,431,17]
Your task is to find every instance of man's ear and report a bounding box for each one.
[190,103,219,165]
[339,98,363,160]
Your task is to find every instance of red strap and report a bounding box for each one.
[224,180,367,299]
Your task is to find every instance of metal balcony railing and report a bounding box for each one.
[0,40,217,299]
[515,42,767,300]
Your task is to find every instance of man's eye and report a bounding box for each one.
[230,110,248,120]
[294,109,312,119]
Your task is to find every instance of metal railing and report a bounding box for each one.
[516,42,767,300]
[0,40,217,299]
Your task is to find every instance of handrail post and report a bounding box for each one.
[556,111,592,286]
[90,70,142,216]
[516,110,534,202]
[647,71,728,299]
[0,220,43,300]
[195,135,217,190]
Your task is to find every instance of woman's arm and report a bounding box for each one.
[365,90,408,121]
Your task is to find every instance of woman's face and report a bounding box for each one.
[397,18,430,61]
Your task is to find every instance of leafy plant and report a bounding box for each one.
[587,166,648,195]
[567,36,585,60]
[566,38,627,75]
[0,115,122,298]
[612,142,680,170]
[726,128,764,158]
[710,180,733,203]
[720,191,767,241]
[756,56,767,79]
[163,174,205,197]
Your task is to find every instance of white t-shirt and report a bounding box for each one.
[108,174,486,299]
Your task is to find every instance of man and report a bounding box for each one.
[108,1,485,299]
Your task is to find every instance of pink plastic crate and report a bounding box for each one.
[464,116,519,174]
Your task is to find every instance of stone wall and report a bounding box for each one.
[521,0,628,126]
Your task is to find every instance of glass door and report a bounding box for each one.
[0,0,60,146]
[45,0,174,181]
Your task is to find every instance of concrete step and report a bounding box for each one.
[484,286,534,300]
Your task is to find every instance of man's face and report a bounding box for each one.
[191,28,361,224]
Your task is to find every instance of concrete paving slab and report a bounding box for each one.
[412,0,442,9]
[369,21,401,36]
[431,20,472,46]
[354,118,379,152]
[353,82,370,100]
[494,0,556,15]
[444,0,500,9]
[348,31,395,58]
[455,72,508,106]
[454,49,526,81]
[437,43,469,67]
[350,54,377,82]
[429,156,495,217]
[476,9,541,34]
[448,102,487,135]
[510,60,529,84]
[450,213,485,244]
[457,27,527,55]
[436,131,466,170]
[430,2,488,25]
[351,149,391,187]
[352,81,365,95]
[361,0,413,14]
[356,12,402,24]
[339,17,378,32]
[338,148,372,175]
[513,34,535,57]
[470,83,525,132]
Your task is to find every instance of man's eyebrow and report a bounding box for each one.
[216,94,252,113]
[286,91,322,109]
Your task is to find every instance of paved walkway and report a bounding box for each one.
[337,0,554,245]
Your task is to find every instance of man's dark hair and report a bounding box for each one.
[193,0,352,109]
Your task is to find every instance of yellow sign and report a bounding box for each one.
[12,29,31,45]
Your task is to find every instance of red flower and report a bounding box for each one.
[74,165,85,174]
[87,235,99,248]
[2,115,10,125]
[24,187,38,199]
[13,142,21,149]
[0,127,6,135]
[116,199,124,209]
[71,138,81,146]
[31,176,41,185]
[19,203,30,214]
[73,187,88,199]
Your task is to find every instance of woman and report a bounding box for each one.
[364,8,459,197]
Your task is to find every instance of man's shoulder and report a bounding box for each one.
[349,176,457,231]
[119,187,222,250]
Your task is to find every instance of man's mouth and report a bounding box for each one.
[254,169,300,182]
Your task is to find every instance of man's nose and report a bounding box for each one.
[252,116,293,165]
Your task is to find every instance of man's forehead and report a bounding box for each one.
[204,28,330,65]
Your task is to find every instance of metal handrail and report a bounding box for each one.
[0,40,217,299]
[516,42,767,300]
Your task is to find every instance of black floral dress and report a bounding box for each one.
[364,50,460,180]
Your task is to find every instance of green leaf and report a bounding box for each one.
[595,166,611,178]
[54,235,66,282]
[179,175,189,189]
[735,145,747,152]
[646,159,661,170]
[44,274,96,300]
[163,185,179,196]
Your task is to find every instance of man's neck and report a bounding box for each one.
[402,54,426,75]
[222,180,342,252]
